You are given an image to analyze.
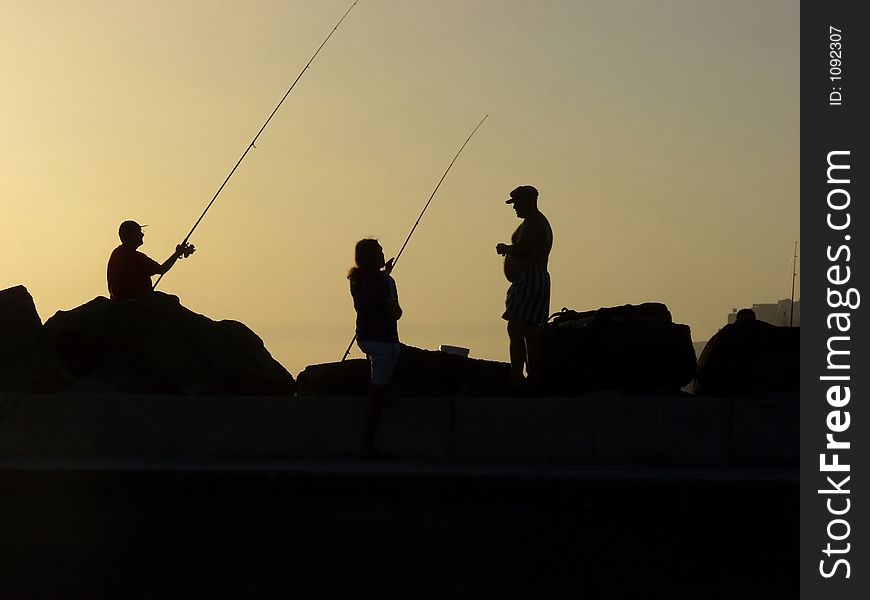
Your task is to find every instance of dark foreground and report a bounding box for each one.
[0,459,797,599]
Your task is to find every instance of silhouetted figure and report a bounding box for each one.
[107,220,195,300]
[348,238,402,458]
[496,185,553,388]
[695,306,798,396]
[736,308,757,322]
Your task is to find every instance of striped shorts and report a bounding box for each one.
[502,268,551,324]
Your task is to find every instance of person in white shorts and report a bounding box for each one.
[348,238,403,458]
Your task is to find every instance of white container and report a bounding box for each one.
[439,344,470,357]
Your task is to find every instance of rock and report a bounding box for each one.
[297,344,512,396]
[694,320,799,396]
[0,285,44,390]
[296,359,370,396]
[541,303,697,393]
[38,292,295,395]
[550,302,674,325]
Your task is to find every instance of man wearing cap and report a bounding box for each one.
[107,220,195,300]
[496,185,553,388]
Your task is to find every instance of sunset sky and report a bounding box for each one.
[1,0,799,376]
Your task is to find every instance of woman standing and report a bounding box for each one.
[348,238,402,458]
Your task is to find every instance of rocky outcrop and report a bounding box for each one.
[694,320,799,396]
[0,286,44,391]
[300,304,696,397]
[541,303,697,394]
[297,345,512,396]
[5,289,295,395]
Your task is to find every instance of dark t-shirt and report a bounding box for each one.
[350,272,400,343]
[107,245,162,300]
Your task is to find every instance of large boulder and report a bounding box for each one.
[0,285,44,390]
[541,303,697,394]
[37,292,295,395]
[297,344,511,396]
[694,320,799,396]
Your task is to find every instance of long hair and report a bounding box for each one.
[347,238,382,284]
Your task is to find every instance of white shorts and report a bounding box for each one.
[357,340,401,385]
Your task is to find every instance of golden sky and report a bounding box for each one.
[1,0,799,376]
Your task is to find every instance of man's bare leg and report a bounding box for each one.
[524,324,544,385]
[507,319,527,386]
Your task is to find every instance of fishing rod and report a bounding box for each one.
[341,113,489,361]
[154,0,360,290]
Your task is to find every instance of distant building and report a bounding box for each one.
[727,299,800,327]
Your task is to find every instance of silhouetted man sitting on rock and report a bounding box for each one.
[496,185,553,389]
[107,220,195,300]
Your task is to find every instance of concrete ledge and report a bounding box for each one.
[453,397,597,459]
[731,396,800,465]
[0,392,797,467]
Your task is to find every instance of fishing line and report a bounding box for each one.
[341,114,489,361]
[154,0,361,290]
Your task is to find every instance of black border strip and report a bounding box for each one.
[801,1,868,597]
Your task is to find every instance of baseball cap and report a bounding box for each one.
[118,220,147,239]
[505,185,538,204]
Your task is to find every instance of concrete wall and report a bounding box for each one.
[0,392,798,467]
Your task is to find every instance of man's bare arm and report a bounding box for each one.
[157,243,196,275]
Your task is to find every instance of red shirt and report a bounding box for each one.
[107,245,162,300]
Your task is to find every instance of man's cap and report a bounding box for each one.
[506,185,538,204]
[118,220,147,239]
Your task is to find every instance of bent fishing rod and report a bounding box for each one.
[154,0,360,290]
[341,113,489,361]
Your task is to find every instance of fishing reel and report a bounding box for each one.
[177,242,196,259]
